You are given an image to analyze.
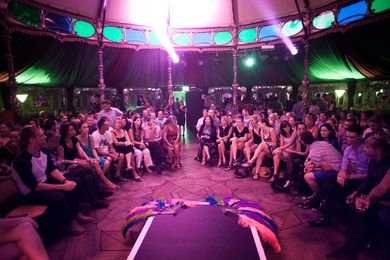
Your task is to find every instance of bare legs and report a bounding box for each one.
[201,145,210,165]
[91,160,116,190]
[115,153,125,179]
[217,141,226,166]
[0,221,49,260]
[228,138,244,167]
[125,152,134,170]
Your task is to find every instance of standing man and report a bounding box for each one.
[97,99,123,128]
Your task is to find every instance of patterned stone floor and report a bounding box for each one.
[45,133,381,260]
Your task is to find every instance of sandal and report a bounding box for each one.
[201,161,206,166]
[232,160,239,166]
[252,173,259,180]
[133,173,141,181]
[242,162,252,168]
[116,175,127,182]
[297,201,312,209]
[217,161,222,167]
[224,165,232,171]
[176,163,182,169]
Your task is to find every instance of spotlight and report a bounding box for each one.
[244,57,256,67]
[16,94,28,103]
[290,46,298,55]
[335,89,345,98]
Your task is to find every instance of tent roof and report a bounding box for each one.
[32,0,335,28]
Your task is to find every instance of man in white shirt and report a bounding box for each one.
[155,110,167,129]
[196,109,208,132]
[97,99,123,128]
[92,117,126,181]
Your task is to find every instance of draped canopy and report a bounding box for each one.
[1,14,390,88]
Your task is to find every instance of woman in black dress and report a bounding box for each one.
[225,115,249,170]
[197,116,217,166]
[216,116,232,167]
[176,100,187,136]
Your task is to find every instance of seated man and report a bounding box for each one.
[297,131,342,209]
[327,136,390,259]
[92,117,126,181]
[310,125,370,226]
[12,126,86,235]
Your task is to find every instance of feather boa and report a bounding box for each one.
[122,197,281,253]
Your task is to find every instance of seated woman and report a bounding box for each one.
[273,122,308,188]
[270,121,294,183]
[225,115,249,171]
[144,115,165,174]
[244,115,262,167]
[76,121,117,190]
[162,115,181,169]
[112,118,140,181]
[216,116,232,167]
[58,122,93,170]
[197,115,217,166]
[288,115,298,132]
[242,118,277,180]
[129,116,154,173]
[317,123,338,150]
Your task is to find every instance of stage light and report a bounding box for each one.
[182,86,190,92]
[16,94,28,103]
[335,89,346,98]
[290,46,298,55]
[145,0,179,63]
[244,57,256,67]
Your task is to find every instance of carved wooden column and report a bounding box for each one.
[167,57,173,102]
[232,51,238,106]
[301,39,310,110]
[97,44,105,99]
[1,21,20,122]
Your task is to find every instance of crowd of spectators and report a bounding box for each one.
[0,92,389,259]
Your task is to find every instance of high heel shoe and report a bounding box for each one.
[268,175,277,183]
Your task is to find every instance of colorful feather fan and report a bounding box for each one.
[122,197,281,253]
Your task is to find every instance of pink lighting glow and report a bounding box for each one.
[128,0,179,63]
[250,0,299,56]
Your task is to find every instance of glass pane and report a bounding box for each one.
[149,31,161,46]
[312,11,335,29]
[126,29,147,45]
[282,20,303,36]
[172,33,191,46]
[259,24,280,42]
[74,20,95,38]
[214,32,232,45]
[103,26,124,42]
[371,0,390,13]
[8,2,41,27]
[238,28,256,43]
[338,1,368,25]
[193,32,212,46]
[45,13,72,34]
